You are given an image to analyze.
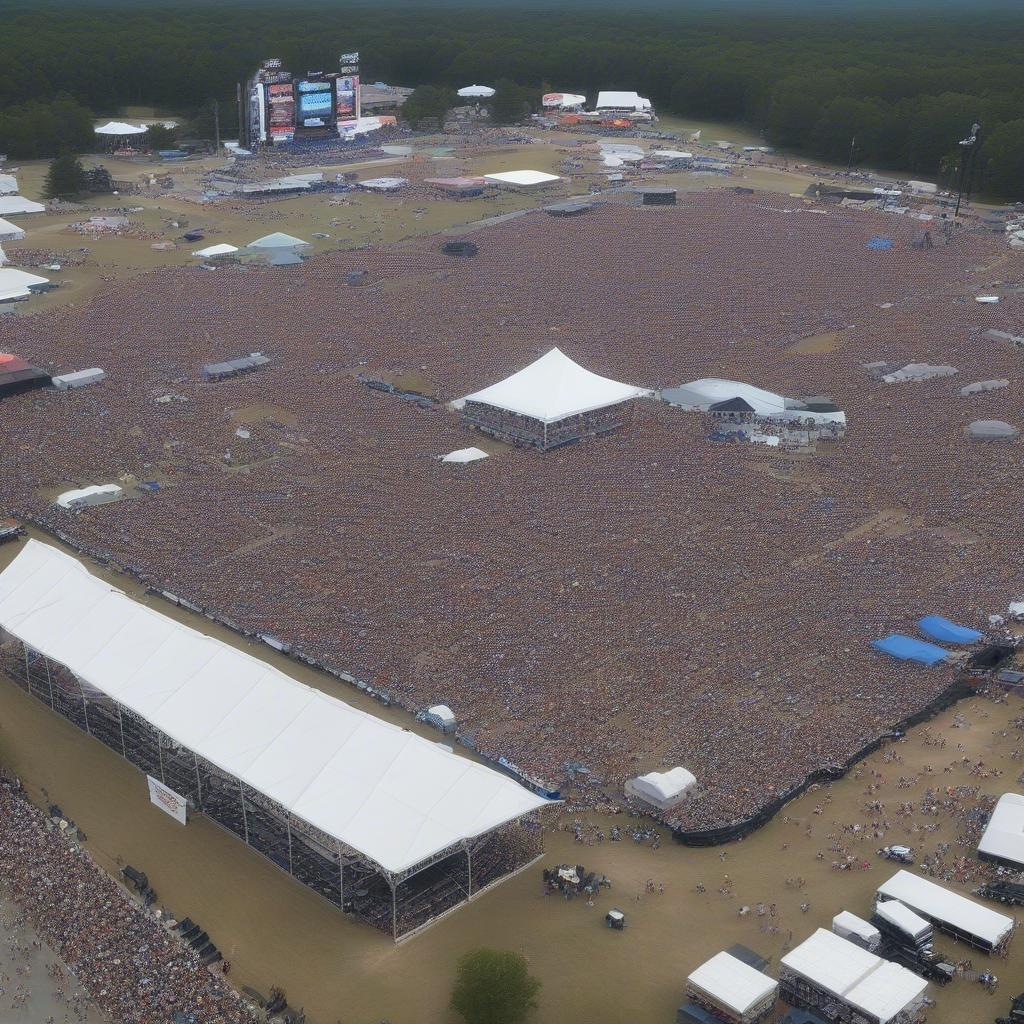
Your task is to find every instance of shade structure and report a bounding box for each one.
[662,379,787,416]
[0,540,548,876]
[626,766,696,809]
[192,243,239,258]
[0,174,18,195]
[483,170,561,188]
[595,90,652,111]
[871,634,948,666]
[459,347,647,425]
[246,232,310,249]
[978,793,1024,868]
[542,92,586,109]
[94,121,148,136]
[457,84,495,98]
[917,615,982,644]
[442,447,489,464]
[0,218,25,242]
[0,268,48,302]
[876,870,1013,951]
[0,197,45,216]
[687,951,777,1020]
[966,419,1019,441]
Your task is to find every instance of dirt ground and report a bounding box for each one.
[0,536,1021,1024]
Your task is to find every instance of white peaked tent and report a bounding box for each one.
[193,243,239,258]
[246,232,310,250]
[442,447,489,464]
[94,121,148,136]
[459,347,648,424]
[0,540,548,876]
[0,174,18,195]
[0,197,45,216]
[662,378,788,415]
[0,218,26,242]
[457,84,496,98]
[483,170,561,188]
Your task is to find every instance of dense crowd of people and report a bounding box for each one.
[0,189,1022,834]
[0,775,258,1024]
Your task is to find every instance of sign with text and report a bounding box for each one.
[147,775,188,825]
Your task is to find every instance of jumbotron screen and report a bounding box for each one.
[296,80,336,123]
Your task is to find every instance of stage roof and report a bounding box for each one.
[978,793,1024,867]
[0,540,548,875]
[459,347,648,424]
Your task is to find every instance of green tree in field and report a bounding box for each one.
[982,120,1024,199]
[42,152,87,199]
[450,948,540,1024]
[401,84,455,126]
[490,79,532,125]
[144,123,177,150]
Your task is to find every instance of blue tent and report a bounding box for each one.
[918,615,983,645]
[867,236,893,250]
[872,634,948,666]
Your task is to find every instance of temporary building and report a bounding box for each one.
[662,379,788,416]
[422,704,457,733]
[0,268,49,302]
[882,363,957,383]
[960,379,1008,396]
[0,540,548,878]
[441,447,489,464]
[779,929,928,1024]
[201,353,270,381]
[483,170,561,188]
[907,180,938,194]
[966,419,1019,441]
[246,232,310,250]
[52,368,106,390]
[871,635,948,666]
[0,174,18,195]
[457,85,495,98]
[873,900,932,944]
[0,197,45,216]
[978,793,1024,868]
[424,177,486,196]
[542,93,586,109]
[457,347,648,450]
[917,615,982,644]
[686,951,777,1023]
[0,353,51,398]
[94,121,148,136]
[876,870,1013,951]
[595,91,652,112]
[55,484,123,510]
[625,766,696,810]
[832,911,881,951]
[192,243,239,258]
[357,177,409,192]
[0,219,25,242]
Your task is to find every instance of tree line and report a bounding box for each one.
[0,1,1022,196]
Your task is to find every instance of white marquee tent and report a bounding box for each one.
[457,84,495,98]
[193,243,239,258]
[482,170,561,188]
[0,174,18,195]
[978,793,1024,868]
[687,951,777,1020]
[94,121,148,136]
[625,766,696,810]
[0,540,548,875]
[457,347,648,424]
[0,268,49,303]
[0,196,45,216]
[595,90,652,112]
[442,447,489,464]
[662,378,788,415]
[0,218,26,242]
[246,231,310,250]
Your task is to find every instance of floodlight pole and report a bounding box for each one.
[213,100,221,153]
[954,122,981,218]
[847,136,856,175]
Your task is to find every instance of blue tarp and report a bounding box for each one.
[867,236,894,249]
[872,634,949,665]
[918,615,983,645]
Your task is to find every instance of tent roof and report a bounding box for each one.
[0,268,49,290]
[966,419,1019,439]
[871,634,948,666]
[632,766,695,802]
[247,232,310,249]
[0,540,549,875]
[442,447,489,464]
[979,793,1024,867]
[483,170,561,187]
[459,347,647,424]
[95,121,148,135]
[687,952,777,1015]
[0,218,26,241]
[457,84,495,97]
[917,615,982,645]
[877,870,1012,948]
[595,90,651,110]
[662,378,787,415]
[542,93,586,108]
[192,243,239,258]
[0,197,45,216]
[0,174,18,195]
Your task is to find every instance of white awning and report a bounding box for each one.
[688,952,777,1016]
[0,196,45,216]
[876,870,1012,948]
[94,121,148,136]
[483,170,561,188]
[459,347,647,424]
[979,793,1024,866]
[0,541,548,875]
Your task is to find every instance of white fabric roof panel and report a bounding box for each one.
[978,792,1024,866]
[460,347,648,424]
[664,378,788,415]
[0,174,18,195]
[632,766,696,802]
[94,121,148,135]
[0,540,548,874]
[876,870,1012,948]
[442,447,489,464]
[0,268,49,290]
[457,85,495,98]
[0,218,27,241]
[847,960,928,1023]
[0,197,45,216]
[483,170,561,187]
[875,900,931,941]
[688,952,776,1015]
[596,91,651,111]
[193,243,239,258]
[832,911,881,945]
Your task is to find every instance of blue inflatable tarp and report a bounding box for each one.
[918,615,982,645]
[872,634,949,666]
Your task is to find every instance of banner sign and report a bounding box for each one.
[147,775,188,825]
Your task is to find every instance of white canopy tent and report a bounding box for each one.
[978,793,1024,867]
[94,121,148,137]
[687,951,777,1020]
[0,197,45,216]
[832,911,881,951]
[0,540,548,876]
[442,447,489,464]
[625,766,696,810]
[457,347,648,424]
[662,378,788,415]
[246,232,310,250]
[0,267,48,303]
[192,243,239,258]
[542,93,586,109]
[0,174,18,195]
[483,170,561,188]
[595,90,652,112]
[0,218,26,242]
[54,484,122,510]
[457,85,495,98]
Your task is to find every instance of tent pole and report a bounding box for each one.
[239,779,250,845]
[44,656,55,708]
[117,705,127,758]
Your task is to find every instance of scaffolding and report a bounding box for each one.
[1,638,543,940]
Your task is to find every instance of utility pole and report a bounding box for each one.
[954,122,981,218]
[213,99,221,153]
[847,135,856,175]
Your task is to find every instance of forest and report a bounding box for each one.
[0,0,1022,197]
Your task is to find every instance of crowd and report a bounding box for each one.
[0,189,1022,835]
[0,776,259,1024]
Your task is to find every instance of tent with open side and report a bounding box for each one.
[872,635,948,666]
[0,197,45,216]
[0,219,25,242]
[457,84,495,98]
[918,616,982,645]
[94,121,148,137]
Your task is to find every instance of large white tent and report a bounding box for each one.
[458,347,647,424]
[687,951,777,1021]
[483,170,561,188]
[978,793,1024,867]
[0,218,26,242]
[94,121,148,136]
[625,766,696,810]
[457,84,495,98]
[246,231,310,250]
[0,540,548,876]
[662,378,788,415]
[0,268,49,303]
[0,197,45,216]
[595,90,652,112]
[0,174,18,195]
[192,243,239,258]
[542,93,586,109]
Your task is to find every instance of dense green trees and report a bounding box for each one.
[0,95,94,159]
[401,84,456,126]
[450,948,540,1024]
[42,152,88,199]
[0,1,1021,196]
